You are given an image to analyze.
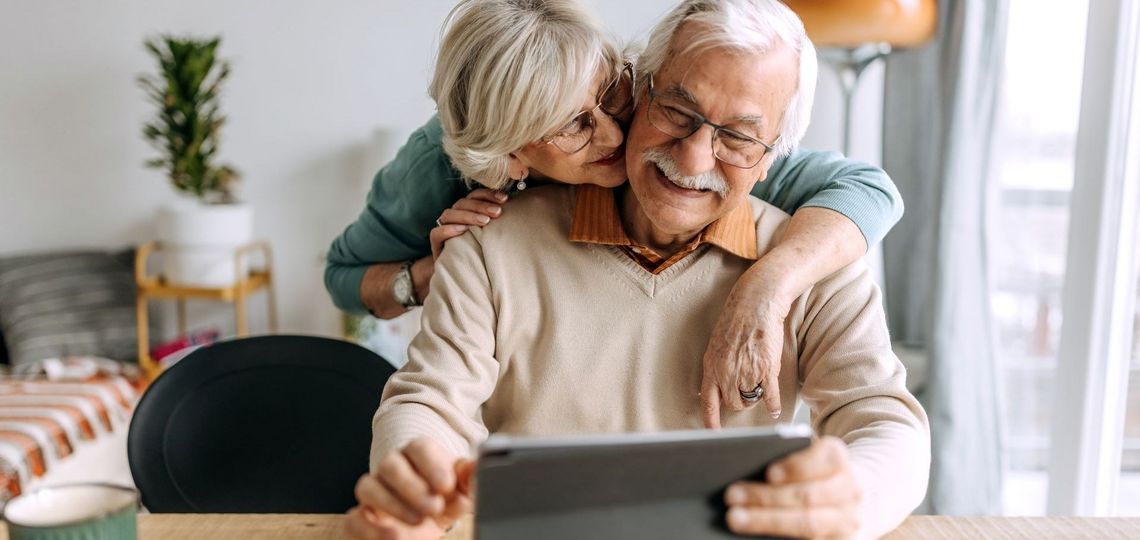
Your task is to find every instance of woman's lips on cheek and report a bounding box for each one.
[590,145,625,166]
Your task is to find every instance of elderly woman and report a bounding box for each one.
[325,0,901,423]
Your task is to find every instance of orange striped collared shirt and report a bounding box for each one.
[568,185,758,274]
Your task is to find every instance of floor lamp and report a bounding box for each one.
[784,0,938,155]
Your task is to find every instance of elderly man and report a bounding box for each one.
[346,1,929,538]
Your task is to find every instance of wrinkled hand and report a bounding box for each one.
[345,438,474,540]
[700,268,792,427]
[429,189,509,260]
[724,436,862,539]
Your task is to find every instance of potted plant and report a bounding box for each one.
[139,35,252,288]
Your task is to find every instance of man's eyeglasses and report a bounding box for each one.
[645,73,778,169]
[544,62,635,154]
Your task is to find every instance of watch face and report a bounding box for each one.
[394,274,412,304]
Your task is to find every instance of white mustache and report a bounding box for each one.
[641,148,729,197]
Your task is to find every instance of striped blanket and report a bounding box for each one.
[0,362,142,503]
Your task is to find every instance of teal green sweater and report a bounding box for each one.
[325,116,903,313]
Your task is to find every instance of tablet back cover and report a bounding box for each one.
[475,427,812,540]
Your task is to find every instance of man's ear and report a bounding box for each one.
[506,153,530,181]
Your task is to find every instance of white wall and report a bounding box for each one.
[0,1,881,341]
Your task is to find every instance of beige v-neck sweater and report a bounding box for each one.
[373,185,929,539]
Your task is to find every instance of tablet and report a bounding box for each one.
[474,425,813,540]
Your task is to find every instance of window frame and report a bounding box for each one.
[1045,0,1140,515]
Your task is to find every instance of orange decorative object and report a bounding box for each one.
[783,0,938,47]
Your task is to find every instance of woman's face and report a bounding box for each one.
[510,65,634,188]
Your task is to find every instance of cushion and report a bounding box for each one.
[0,249,138,368]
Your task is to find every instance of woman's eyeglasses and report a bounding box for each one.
[544,62,634,154]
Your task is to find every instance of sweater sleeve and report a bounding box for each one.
[324,115,469,314]
[370,228,499,470]
[792,261,930,539]
[752,148,903,247]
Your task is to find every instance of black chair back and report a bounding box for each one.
[128,334,395,513]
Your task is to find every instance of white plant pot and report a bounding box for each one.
[157,202,254,288]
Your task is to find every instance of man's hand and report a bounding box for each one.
[724,436,862,539]
[345,506,448,540]
[700,264,791,428]
[345,438,474,540]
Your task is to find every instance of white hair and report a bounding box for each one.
[429,0,623,189]
[636,0,817,156]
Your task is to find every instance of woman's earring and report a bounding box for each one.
[516,172,528,191]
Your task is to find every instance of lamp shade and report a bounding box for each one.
[783,0,937,47]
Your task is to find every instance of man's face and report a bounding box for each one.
[625,23,799,236]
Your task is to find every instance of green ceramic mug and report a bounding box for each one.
[2,484,138,540]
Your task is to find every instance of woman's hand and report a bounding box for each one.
[345,438,474,540]
[701,207,867,428]
[700,264,793,428]
[430,189,509,260]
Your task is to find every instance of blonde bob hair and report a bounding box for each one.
[430,0,623,189]
[637,0,818,157]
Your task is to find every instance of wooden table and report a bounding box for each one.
[4,514,1139,539]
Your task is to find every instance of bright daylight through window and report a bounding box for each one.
[993,0,1140,516]
[988,0,1093,516]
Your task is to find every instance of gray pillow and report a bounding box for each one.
[0,250,138,368]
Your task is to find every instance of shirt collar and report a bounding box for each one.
[569,184,758,260]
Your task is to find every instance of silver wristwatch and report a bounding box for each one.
[393,260,420,308]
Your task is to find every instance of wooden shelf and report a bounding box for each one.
[134,241,278,379]
[136,270,273,301]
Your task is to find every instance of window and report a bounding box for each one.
[1116,65,1140,514]
[1123,262,1140,515]
[988,0,1089,516]
[996,0,1140,516]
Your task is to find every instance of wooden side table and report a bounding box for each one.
[134,241,279,378]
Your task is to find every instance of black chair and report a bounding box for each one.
[128,334,396,513]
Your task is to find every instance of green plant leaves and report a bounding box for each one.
[139,34,240,203]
